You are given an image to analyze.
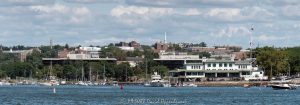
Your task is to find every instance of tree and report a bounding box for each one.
[199,42,207,47]
[150,65,169,77]
[256,47,288,80]
[286,47,300,75]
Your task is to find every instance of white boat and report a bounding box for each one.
[0,81,12,86]
[271,77,297,90]
[144,82,151,87]
[77,81,88,86]
[40,80,59,86]
[60,80,66,85]
[112,81,118,87]
[147,72,170,87]
[182,83,197,87]
[272,84,296,90]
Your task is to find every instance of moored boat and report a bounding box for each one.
[146,72,170,87]
[272,84,296,90]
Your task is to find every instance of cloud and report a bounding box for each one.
[184,8,201,16]
[0,0,55,6]
[211,26,252,38]
[203,6,274,22]
[30,4,92,24]
[63,0,122,4]
[124,0,258,8]
[257,34,287,41]
[110,5,174,25]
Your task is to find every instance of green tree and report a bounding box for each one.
[150,65,169,77]
[256,47,288,80]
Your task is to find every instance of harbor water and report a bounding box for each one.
[0,85,299,105]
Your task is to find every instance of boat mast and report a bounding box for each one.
[145,58,148,81]
[89,64,92,82]
[81,60,84,81]
[49,38,53,80]
[103,64,106,82]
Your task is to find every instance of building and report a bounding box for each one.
[186,47,233,55]
[153,52,267,83]
[169,58,267,83]
[118,46,135,51]
[128,41,141,49]
[153,42,169,53]
[154,52,201,69]
[2,48,40,62]
[58,48,69,58]
[117,57,144,67]
[115,41,141,51]
[43,46,115,65]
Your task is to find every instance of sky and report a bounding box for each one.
[0,0,300,49]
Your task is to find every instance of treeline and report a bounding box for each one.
[0,44,168,81]
[255,46,300,79]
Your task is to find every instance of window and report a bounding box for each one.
[191,66,194,69]
[192,72,197,75]
[213,63,216,67]
[219,63,222,67]
[260,72,262,74]
[224,63,227,67]
[187,72,191,75]
[229,64,232,67]
[198,72,203,75]
[208,64,211,67]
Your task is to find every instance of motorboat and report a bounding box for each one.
[182,83,197,87]
[271,77,297,90]
[146,72,170,87]
[272,84,296,90]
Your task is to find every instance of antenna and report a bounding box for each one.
[50,38,53,50]
[164,32,167,44]
[250,24,254,71]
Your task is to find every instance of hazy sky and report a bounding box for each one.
[0,0,299,48]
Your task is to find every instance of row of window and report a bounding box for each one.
[206,69,234,70]
[191,65,201,69]
[207,63,233,67]
[238,65,247,69]
[186,72,204,76]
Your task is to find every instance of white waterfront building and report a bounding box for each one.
[157,52,268,82]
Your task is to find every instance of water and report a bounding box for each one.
[0,85,299,105]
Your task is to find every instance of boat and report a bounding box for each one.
[144,82,151,87]
[147,72,170,87]
[182,83,197,87]
[272,84,296,90]
[243,84,251,88]
[271,77,297,90]
[77,81,88,86]
[40,79,59,86]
